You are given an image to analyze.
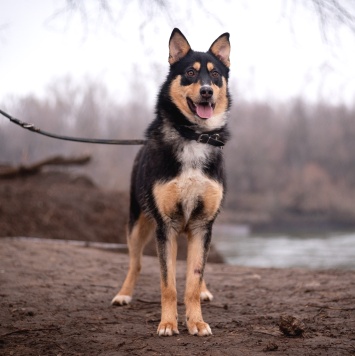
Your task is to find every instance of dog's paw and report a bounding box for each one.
[187,320,212,336]
[111,294,132,306]
[157,322,179,336]
[200,290,214,301]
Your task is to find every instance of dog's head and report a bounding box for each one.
[168,28,231,130]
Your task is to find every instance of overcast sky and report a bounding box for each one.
[1,0,355,106]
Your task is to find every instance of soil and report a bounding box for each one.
[1,240,355,356]
[1,172,355,355]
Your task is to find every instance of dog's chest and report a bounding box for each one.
[176,169,214,220]
[153,142,223,223]
[177,140,210,169]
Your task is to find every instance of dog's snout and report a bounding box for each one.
[200,86,213,99]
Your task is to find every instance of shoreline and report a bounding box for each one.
[217,209,355,235]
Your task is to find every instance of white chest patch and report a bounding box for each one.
[177,140,212,169]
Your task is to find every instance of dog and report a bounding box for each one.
[112,28,231,337]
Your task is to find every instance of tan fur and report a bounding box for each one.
[153,181,180,220]
[200,279,213,301]
[112,214,154,303]
[210,37,231,67]
[207,62,214,72]
[158,234,179,336]
[153,170,223,225]
[184,230,212,335]
[169,32,191,65]
[203,180,224,220]
[193,62,201,71]
[169,75,200,122]
[212,77,229,118]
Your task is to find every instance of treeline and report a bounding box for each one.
[227,98,355,225]
[1,78,355,225]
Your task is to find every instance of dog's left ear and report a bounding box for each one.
[209,33,231,68]
[169,28,191,65]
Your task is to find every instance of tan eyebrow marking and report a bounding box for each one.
[207,62,214,72]
[193,62,201,71]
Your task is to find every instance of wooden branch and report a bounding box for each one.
[0,155,91,178]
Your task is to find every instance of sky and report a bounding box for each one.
[1,0,355,106]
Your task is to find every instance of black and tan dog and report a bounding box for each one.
[112,28,231,337]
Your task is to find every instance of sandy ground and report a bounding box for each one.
[1,239,355,356]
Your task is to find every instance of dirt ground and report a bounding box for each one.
[1,239,355,356]
[1,172,355,355]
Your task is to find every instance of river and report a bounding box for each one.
[213,224,355,270]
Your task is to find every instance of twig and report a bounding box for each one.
[0,154,91,178]
[136,298,161,304]
[253,329,282,337]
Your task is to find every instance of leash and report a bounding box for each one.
[0,108,146,145]
[1,108,226,148]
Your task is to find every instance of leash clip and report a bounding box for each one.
[23,123,35,129]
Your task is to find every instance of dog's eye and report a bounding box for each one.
[211,70,220,78]
[186,69,196,77]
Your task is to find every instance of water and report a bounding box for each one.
[213,224,355,270]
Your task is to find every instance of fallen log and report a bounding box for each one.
[0,155,91,178]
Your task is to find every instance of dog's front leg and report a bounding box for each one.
[185,224,213,336]
[156,224,179,336]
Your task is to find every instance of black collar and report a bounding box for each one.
[174,125,225,148]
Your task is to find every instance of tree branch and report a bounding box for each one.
[0,155,91,178]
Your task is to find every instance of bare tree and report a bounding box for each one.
[51,0,355,39]
[309,0,355,38]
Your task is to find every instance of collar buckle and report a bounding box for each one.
[197,133,210,144]
[197,133,224,148]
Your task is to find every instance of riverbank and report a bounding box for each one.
[218,209,355,235]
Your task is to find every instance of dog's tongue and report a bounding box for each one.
[196,104,213,119]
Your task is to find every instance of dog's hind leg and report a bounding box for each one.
[200,279,214,301]
[112,213,154,306]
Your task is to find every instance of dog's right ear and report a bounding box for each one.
[168,28,191,65]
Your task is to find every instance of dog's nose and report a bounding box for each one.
[200,86,213,99]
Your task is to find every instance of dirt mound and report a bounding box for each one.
[0,171,128,242]
[1,239,354,355]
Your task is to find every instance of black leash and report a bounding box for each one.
[0,108,146,145]
[0,108,225,148]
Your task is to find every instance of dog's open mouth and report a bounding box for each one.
[187,98,215,119]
